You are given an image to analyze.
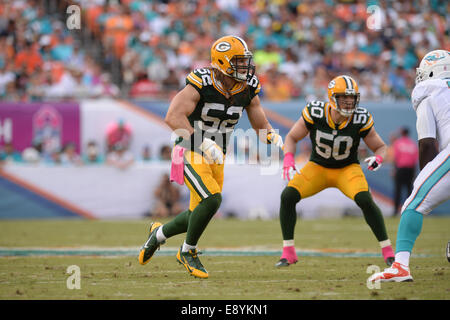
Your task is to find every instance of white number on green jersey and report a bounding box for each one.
[309,101,325,118]
[315,130,353,160]
[353,107,368,124]
[200,103,243,133]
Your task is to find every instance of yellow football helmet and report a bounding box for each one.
[327,75,360,117]
[211,35,255,82]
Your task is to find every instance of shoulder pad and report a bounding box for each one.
[306,100,326,108]
[306,100,326,117]
[411,79,448,111]
[246,75,261,94]
[354,106,374,132]
[186,68,213,90]
[302,100,326,123]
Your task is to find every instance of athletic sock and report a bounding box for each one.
[283,240,295,247]
[161,210,191,238]
[354,191,389,241]
[185,193,222,246]
[182,241,197,253]
[395,251,411,267]
[379,239,392,248]
[280,187,301,241]
[156,226,167,243]
[395,208,423,254]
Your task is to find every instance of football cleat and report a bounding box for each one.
[275,258,296,267]
[176,246,208,279]
[138,222,165,265]
[368,262,413,283]
[382,245,395,266]
[275,246,298,267]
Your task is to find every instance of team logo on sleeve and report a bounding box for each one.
[215,41,231,52]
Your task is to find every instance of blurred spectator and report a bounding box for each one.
[14,41,43,76]
[141,145,152,162]
[0,62,16,98]
[106,145,134,170]
[0,0,448,101]
[49,147,62,165]
[0,142,22,164]
[83,140,104,164]
[129,72,162,100]
[391,127,419,216]
[151,173,183,218]
[97,73,120,98]
[60,142,83,166]
[388,67,409,99]
[263,69,295,102]
[159,145,172,161]
[21,141,42,164]
[162,68,181,100]
[106,119,132,153]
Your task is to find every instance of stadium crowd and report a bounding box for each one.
[0,0,448,102]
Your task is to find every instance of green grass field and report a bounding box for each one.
[0,217,449,300]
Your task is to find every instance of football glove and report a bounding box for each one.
[199,138,224,164]
[282,152,299,181]
[364,155,383,171]
[267,129,284,149]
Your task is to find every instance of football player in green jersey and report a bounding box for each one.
[276,75,395,267]
[138,35,283,279]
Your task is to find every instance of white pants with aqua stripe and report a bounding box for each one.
[401,144,450,215]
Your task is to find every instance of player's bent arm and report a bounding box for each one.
[164,84,200,139]
[246,95,273,135]
[362,127,387,159]
[284,117,309,155]
[418,138,439,170]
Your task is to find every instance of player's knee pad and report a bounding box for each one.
[354,191,374,210]
[281,186,301,206]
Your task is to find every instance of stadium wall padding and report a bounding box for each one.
[1,99,448,219]
[80,99,172,158]
[1,161,396,219]
[0,170,92,219]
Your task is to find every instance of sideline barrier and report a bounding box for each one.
[0,161,394,219]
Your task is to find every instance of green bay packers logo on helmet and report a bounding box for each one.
[328,80,336,89]
[215,41,231,52]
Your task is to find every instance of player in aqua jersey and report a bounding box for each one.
[276,75,395,267]
[138,35,283,279]
[370,50,450,283]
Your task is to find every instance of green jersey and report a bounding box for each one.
[301,100,374,168]
[178,68,261,154]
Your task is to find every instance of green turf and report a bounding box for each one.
[0,217,449,300]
